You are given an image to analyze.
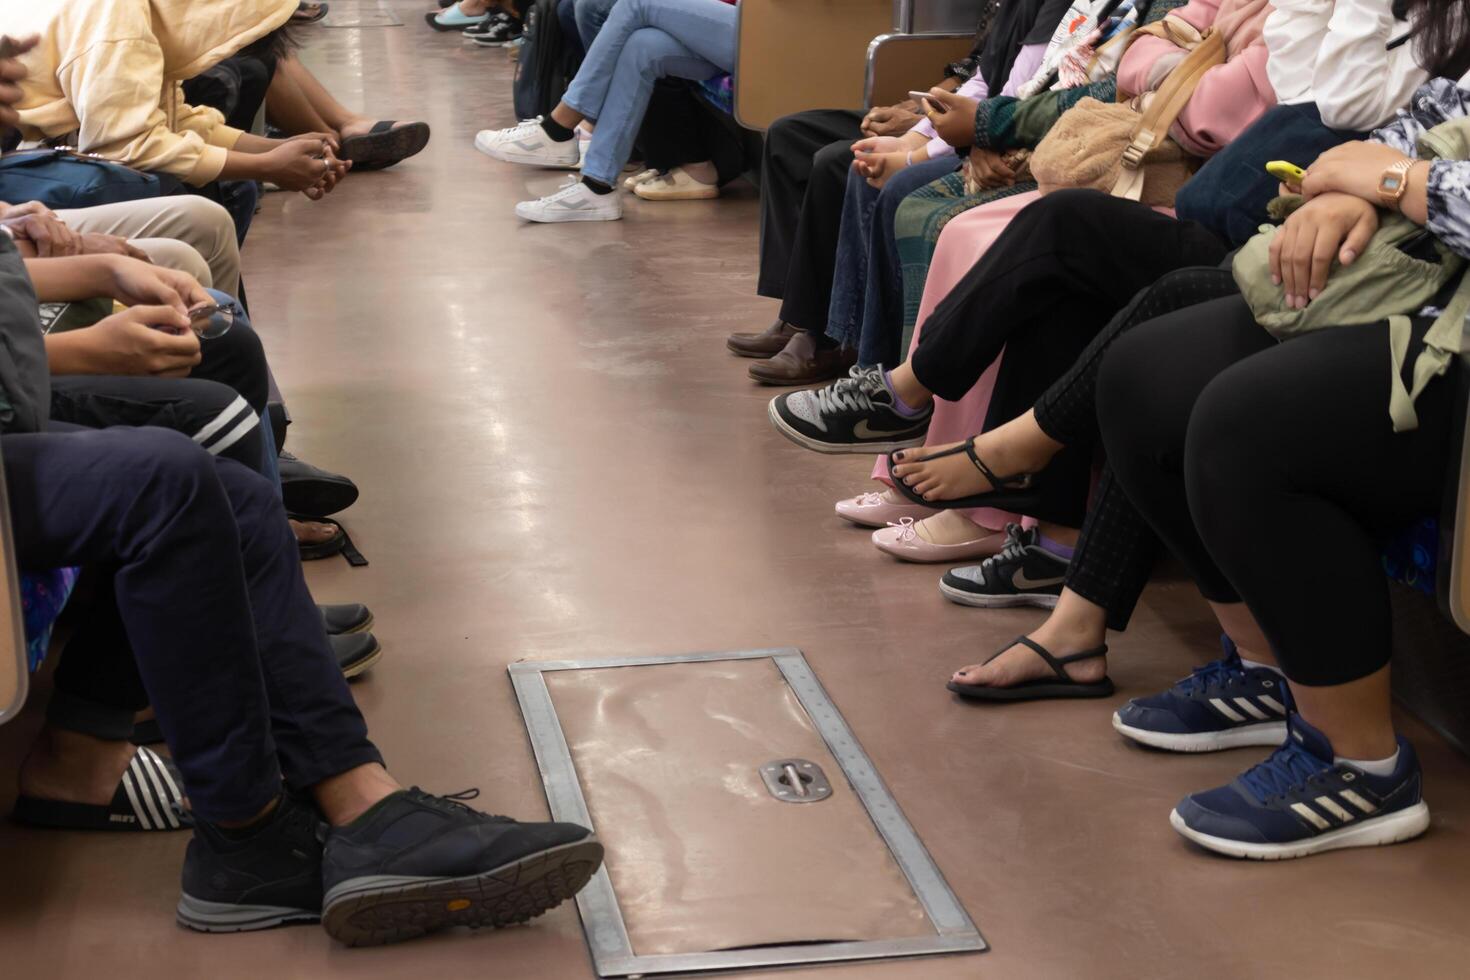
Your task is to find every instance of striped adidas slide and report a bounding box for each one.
[13,746,192,832]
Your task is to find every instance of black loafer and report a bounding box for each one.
[320,603,374,636]
[279,452,359,517]
[333,632,382,679]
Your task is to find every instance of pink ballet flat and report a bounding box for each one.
[835,491,934,528]
[871,518,1004,564]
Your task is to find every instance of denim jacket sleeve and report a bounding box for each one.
[1372,78,1470,259]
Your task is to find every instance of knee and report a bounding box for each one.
[172,196,235,251]
[216,456,285,531]
[623,28,668,72]
[1183,369,1276,512]
[139,238,212,287]
[121,427,220,497]
[813,140,852,181]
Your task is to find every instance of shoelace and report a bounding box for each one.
[976,523,1028,570]
[408,786,512,822]
[855,491,887,507]
[808,365,887,419]
[1177,656,1247,694]
[887,516,919,541]
[1238,741,1330,803]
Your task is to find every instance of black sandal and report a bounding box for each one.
[947,636,1114,702]
[13,746,192,832]
[339,121,431,172]
[291,515,369,567]
[887,437,1041,512]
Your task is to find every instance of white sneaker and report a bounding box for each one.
[514,179,622,223]
[622,168,658,190]
[633,166,720,201]
[474,118,581,167]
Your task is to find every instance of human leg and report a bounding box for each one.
[56,196,242,296]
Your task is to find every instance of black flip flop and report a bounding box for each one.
[293,1,329,23]
[291,515,369,567]
[340,121,431,171]
[13,746,192,832]
[888,437,1041,512]
[947,636,1114,702]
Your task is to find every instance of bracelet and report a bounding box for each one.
[905,151,913,167]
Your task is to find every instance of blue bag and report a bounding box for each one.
[0,148,161,211]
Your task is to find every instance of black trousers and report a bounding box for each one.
[908,190,1229,527]
[11,427,381,821]
[757,109,863,333]
[638,80,745,184]
[1097,295,1456,686]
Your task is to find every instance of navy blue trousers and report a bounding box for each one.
[8,426,381,821]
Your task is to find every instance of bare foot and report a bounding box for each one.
[892,435,1036,503]
[951,624,1107,690]
[291,518,338,546]
[20,727,142,806]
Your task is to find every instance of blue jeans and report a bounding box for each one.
[562,0,737,185]
[826,156,960,367]
[1175,103,1365,248]
[574,0,619,48]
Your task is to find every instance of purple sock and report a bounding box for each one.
[1038,534,1075,560]
[883,371,925,418]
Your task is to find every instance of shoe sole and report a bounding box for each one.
[177,893,320,933]
[634,187,719,201]
[766,398,926,455]
[939,579,1060,609]
[339,640,383,680]
[1169,802,1430,860]
[474,133,580,168]
[874,540,1000,565]
[1112,714,1287,753]
[515,206,621,223]
[727,344,782,359]
[321,838,604,947]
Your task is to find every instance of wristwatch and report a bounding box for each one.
[1378,157,1416,209]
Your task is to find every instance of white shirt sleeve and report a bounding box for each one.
[1266,0,1428,132]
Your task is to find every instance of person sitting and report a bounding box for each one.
[10,0,348,241]
[474,0,738,222]
[0,228,604,939]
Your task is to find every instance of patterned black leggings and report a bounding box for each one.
[1031,268,1241,631]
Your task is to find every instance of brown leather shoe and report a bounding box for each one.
[747,331,857,386]
[727,320,800,358]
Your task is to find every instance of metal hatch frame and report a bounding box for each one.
[509,648,987,977]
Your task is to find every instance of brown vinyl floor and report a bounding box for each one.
[4,6,1470,978]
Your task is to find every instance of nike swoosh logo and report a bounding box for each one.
[854,419,909,439]
[1012,571,1065,590]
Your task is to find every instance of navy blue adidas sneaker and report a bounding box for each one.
[1171,715,1429,860]
[1112,636,1290,752]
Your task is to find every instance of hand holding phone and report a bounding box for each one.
[1266,160,1307,191]
[908,90,949,115]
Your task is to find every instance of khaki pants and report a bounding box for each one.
[56,196,241,296]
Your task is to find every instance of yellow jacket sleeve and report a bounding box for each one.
[56,38,229,185]
[171,84,246,150]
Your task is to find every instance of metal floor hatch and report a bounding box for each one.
[509,648,986,976]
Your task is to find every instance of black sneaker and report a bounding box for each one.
[939,524,1069,608]
[177,793,325,933]
[768,365,932,454]
[467,12,523,44]
[320,788,602,946]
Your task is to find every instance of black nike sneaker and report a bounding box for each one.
[467,11,523,45]
[939,524,1069,608]
[768,365,932,454]
[320,788,602,947]
[177,793,326,933]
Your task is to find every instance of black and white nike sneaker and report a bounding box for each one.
[466,11,522,44]
[939,524,1068,608]
[768,365,932,454]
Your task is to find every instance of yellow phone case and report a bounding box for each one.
[1266,160,1307,184]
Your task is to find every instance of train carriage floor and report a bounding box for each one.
[4,5,1470,978]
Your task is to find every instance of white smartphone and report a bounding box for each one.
[908,90,947,114]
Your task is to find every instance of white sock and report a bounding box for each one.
[1239,656,1284,677]
[1334,748,1400,777]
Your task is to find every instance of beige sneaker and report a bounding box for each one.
[632,166,719,201]
[622,168,658,190]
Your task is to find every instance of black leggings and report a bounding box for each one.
[907,190,1228,527]
[1097,295,1456,686]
